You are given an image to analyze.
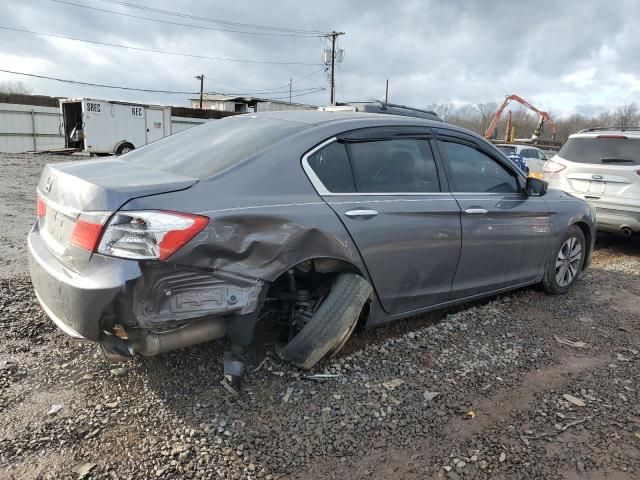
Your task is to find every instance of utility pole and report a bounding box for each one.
[195,74,204,109]
[385,79,389,103]
[327,31,345,105]
[289,77,292,103]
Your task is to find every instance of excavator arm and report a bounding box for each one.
[484,94,557,141]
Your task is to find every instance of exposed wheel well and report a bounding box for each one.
[573,221,592,270]
[269,258,367,295]
[264,258,372,331]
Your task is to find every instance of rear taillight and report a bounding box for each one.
[70,212,110,252]
[97,211,209,260]
[37,195,46,218]
[637,170,640,176]
[543,160,566,173]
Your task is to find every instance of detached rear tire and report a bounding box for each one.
[277,273,372,370]
[541,225,586,295]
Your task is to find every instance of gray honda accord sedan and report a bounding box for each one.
[28,111,595,384]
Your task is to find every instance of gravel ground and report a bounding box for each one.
[1,153,639,479]
[0,153,84,279]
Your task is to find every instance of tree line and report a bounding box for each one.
[425,101,640,142]
[1,80,637,141]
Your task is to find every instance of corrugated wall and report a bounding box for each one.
[255,101,315,112]
[0,96,232,153]
[0,103,64,153]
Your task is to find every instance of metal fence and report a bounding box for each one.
[0,94,235,154]
[0,103,64,153]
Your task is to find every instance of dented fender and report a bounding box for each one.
[126,197,370,284]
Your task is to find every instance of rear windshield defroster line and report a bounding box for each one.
[124,115,308,178]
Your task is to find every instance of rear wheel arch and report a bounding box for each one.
[266,258,374,370]
[273,257,367,280]
[572,221,592,269]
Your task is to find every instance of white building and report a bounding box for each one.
[189,94,315,113]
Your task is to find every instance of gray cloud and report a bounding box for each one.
[1,0,637,117]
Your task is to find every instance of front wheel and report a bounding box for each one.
[541,225,586,294]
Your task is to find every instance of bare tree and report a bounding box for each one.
[0,80,32,95]
[613,103,639,129]
[596,110,613,127]
[429,100,455,122]
[476,102,498,133]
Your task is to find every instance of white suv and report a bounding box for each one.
[544,128,640,235]
[496,144,548,177]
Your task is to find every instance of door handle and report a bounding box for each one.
[464,208,488,215]
[345,209,378,219]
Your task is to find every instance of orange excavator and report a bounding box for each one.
[484,94,557,143]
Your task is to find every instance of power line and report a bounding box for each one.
[292,69,326,85]
[203,86,325,95]
[51,0,326,38]
[264,88,326,101]
[203,79,324,95]
[203,76,289,93]
[203,69,326,94]
[0,26,323,65]
[90,0,329,35]
[0,69,197,94]
[0,69,326,101]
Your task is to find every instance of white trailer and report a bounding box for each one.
[61,98,185,155]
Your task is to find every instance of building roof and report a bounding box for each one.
[188,93,316,108]
[191,94,248,102]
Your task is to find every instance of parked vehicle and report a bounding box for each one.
[504,152,529,174]
[497,144,548,177]
[61,98,171,155]
[544,128,640,236]
[28,111,595,385]
[61,98,229,155]
[318,101,441,121]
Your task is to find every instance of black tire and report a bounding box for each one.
[116,142,134,155]
[277,273,372,370]
[541,225,586,295]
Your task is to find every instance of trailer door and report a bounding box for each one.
[145,108,165,144]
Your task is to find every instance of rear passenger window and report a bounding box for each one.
[347,139,440,193]
[306,142,355,193]
[440,141,520,193]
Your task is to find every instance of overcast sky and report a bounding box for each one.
[1,0,638,117]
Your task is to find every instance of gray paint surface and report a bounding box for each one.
[28,111,596,345]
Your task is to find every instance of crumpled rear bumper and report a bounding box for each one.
[27,223,141,340]
[28,222,265,347]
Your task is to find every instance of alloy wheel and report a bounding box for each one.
[555,236,582,287]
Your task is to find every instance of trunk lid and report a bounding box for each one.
[36,158,197,267]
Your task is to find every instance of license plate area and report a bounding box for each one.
[588,180,605,194]
[43,207,76,251]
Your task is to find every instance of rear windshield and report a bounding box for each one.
[124,115,308,178]
[558,137,640,166]
[497,145,516,154]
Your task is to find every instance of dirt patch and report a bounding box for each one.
[447,354,609,442]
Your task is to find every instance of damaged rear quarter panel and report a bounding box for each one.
[121,123,373,283]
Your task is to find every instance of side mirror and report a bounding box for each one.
[526,177,548,196]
